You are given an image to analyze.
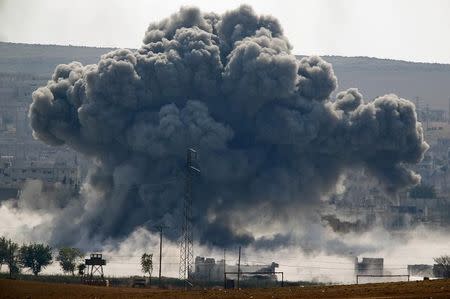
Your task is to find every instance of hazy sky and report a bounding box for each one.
[1,0,449,63]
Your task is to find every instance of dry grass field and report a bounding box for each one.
[1,278,450,299]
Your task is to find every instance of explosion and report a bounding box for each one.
[29,5,428,248]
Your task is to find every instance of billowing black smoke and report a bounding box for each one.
[29,5,428,248]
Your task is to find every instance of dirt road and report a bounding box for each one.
[1,278,450,298]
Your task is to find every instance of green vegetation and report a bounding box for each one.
[0,237,7,272]
[1,238,53,277]
[0,236,326,289]
[5,239,20,278]
[0,237,85,278]
[434,255,450,278]
[77,263,86,276]
[19,243,53,276]
[56,247,84,276]
[141,253,153,285]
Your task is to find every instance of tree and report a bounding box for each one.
[141,253,153,285]
[434,255,450,278]
[77,263,86,276]
[5,239,20,278]
[19,243,53,276]
[0,236,7,271]
[56,247,84,275]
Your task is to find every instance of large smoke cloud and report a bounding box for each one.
[28,5,428,248]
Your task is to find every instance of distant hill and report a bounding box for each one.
[1,42,449,109]
[314,55,450,110]
[0,42,114,75]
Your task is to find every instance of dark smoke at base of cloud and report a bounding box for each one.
[26,5,428,251]
[321,214,370,234]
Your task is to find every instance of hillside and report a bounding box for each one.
[319,55,450,109]
[1,42,449,109]
[0,42,114,75]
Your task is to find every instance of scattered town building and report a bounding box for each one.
[192,256,279,282]
[407,264,434,278]
[331,120,450,230]
[0,73,81,200]
[355,257,384,276]
[0,155,79,200]
[193,256,225,282]
[407,264,448,278]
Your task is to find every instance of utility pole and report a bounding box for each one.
[223,249,226,288]
[426,103,430,131]
[179,148,200,285]
[237,246,241,289]
[156,224,168,287]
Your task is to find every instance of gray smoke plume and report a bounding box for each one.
[321,214,369,234]
[29,5,428,249]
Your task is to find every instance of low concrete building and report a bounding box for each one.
[407,264,434,277]
[355,257,384,276]
[193,256,279,282]
[193,256,225,281]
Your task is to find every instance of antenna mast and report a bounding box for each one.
[179,148,200,283]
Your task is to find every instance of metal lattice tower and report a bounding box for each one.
[179,148,200,282]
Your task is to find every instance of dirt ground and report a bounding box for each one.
[1,278,450,299]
